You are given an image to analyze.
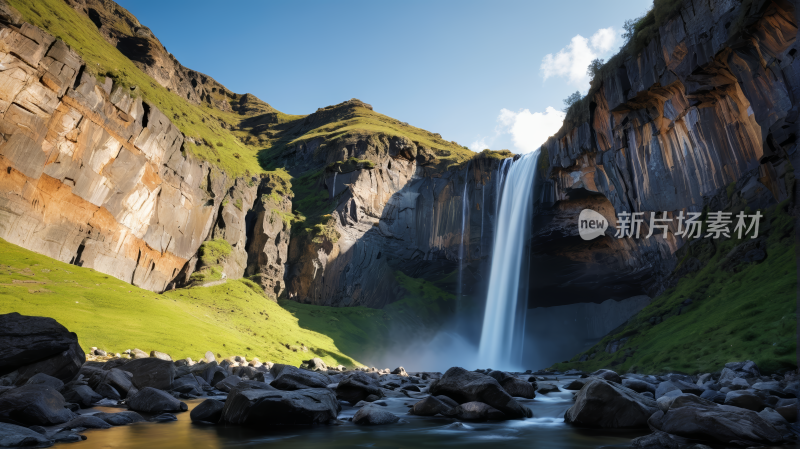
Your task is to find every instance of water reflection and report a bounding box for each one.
[62,380,646,449]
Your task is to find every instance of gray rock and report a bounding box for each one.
[149,351,172,361]
[442,401,506,421]
[699,389,727,404]
[124,358,176,390]
[631,430,689,449]
[86,368,133,398]
[61,384,102,408]
[171,375,203,395]
[563,379,587,390]
[204,351,216,363]
[25,373,64,390]
[759,407,790,430]
[391,367,408,377]
[436,395,459,408]
[623,378,656,394]
[151,413,177,422]
[648,392,788,446]
[50,431,86,443]
[428,367,531,419]
[724,390,766,411]
[537,383,560,394]
[353,404,400,425]
[95,383,121,401]
[589,369,621,384]
[190,399,225,423]
[655,381,679,398]
[215,375,241,393]
[0,422,52,447]
[409,396,451,416]
[657,391,687,412]
[221,386,339,426]
[564,378,658,428]
[127,387,188,414]
[0,313,85,386]
[270,365,329,391]
[501,377,535,398]
[301,358,327,371]
[776,404,797,423]
[92,411,145,426]
[336,371,384,405]
[729,377,750,390]
[132,349,148,359]
[0,384,77,425]
[61,415,112,430]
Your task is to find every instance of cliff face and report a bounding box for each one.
[285,144,507,307]
[0,10,290,294]
[535,0,798,301]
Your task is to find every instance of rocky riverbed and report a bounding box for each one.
[0,313,797,448]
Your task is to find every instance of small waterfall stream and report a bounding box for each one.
[456,163,470,308]
[478,151,540,370]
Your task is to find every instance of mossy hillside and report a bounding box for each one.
[551,201,797,375]
[0,237,368,367]
[8,0,276,181]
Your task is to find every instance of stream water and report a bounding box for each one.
[56,377,647,449]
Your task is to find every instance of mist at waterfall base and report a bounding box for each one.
[365,152,550,373]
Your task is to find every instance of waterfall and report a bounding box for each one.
[478,151,540,370]
[456,163,470,307]
[331,172,337,198]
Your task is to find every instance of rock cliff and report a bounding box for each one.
[0,6,291,294]
[534,0,798,302]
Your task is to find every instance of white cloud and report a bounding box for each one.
[540,27,620,90]
[469,138,490,151]
[498,107,565,154]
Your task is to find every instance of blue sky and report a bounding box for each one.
[117,0,651,153]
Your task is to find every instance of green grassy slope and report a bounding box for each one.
[552,202,797,374]
[0,237,369,367]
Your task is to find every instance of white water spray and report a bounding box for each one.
[331,172,337,198]
[478,151,540,370]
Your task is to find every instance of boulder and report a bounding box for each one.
[409,396,451,416]
[171,375,203,396]
[95,383,121,401]
[391,367,408,377]
[215,375,241,393]
[92,411,145,426]
[86,368,133,398]
[500,377,535,399]
[301,358,327,371]
[622,378,656,394]
[564,378,658,428]
[221,387,339,426]
[270,365,329,391]
[563,379,587,390]
[648,392,788,446]
[25,372,64,390]
[127,387,188,414]
[0,313,85,385]
[442,401,506,421]
[352,403,400,425]
[776,404,798,422]
[0,384,77,425]
[589,369,621,384]
[428,367,531,419]
[336,371,384,405]
[124,358,176,390]
[724,390,766,411]
[149,351,172,361]
[151,413,177,422]
[61,415,112,430]
[0,422,52,447]
[630,430,689,449]
[655,381,679,398]
[132,349,149,359]
[190,399,225,424]
[759,407,790,431]
[699,390,727,404]
[537,383,560,394]
[61,384,102,408]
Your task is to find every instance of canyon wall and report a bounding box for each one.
[0,9,290,294]
[534,0,798,301]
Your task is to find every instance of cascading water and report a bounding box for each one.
[331,172,337,198]
[478,151,540,370]
[456,163,470,309]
